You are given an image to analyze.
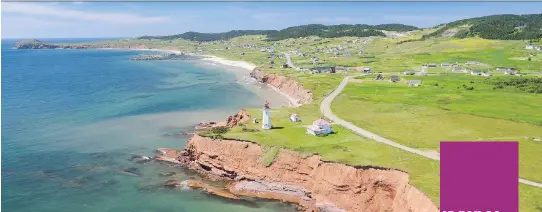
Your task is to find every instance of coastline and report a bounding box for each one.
[197,54,302,108]
[103,47,302,107]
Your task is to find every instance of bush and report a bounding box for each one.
[211,126,229,134]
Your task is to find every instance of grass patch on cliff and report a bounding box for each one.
[261,145,281,167]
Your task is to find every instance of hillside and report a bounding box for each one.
[137,23,419,41]
[423,14,542,40]
[137,30,277,41]
[266,24,418,40]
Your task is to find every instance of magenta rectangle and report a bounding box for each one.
[440,141,518,212]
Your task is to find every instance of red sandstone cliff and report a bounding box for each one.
[250,68,313,105]
[156,135,438,212]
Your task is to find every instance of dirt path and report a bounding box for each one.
[320,74,542,189]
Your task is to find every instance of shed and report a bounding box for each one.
[390,76,400,82]
[408,80,422,87]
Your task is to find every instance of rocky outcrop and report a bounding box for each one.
[14,39,62,49]
[250,68,313,105]
[13,39,150,50]
[156,135,438,212]
[226,109,251,127]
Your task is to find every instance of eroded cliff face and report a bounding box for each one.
[250,68,313,105]
[156,135,438,212]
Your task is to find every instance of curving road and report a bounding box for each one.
[320,75,542,189]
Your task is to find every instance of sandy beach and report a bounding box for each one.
[199,55,257,72]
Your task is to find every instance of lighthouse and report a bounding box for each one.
[262,101,272,130]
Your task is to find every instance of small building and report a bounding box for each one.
[282,64,290,68]
[390,76,400,82]
[408,80,422,87]
[440,63,452,67]
[525,44,537,50]
[306,118,332,136]
[451,67,463,72]
[404,70,415,75]
[426,63,437,67]
[496,67,515,71]
[504,70,518,75]
[363,67,371,73]
[471,70,482,76]
[290,114,300,122]
[375,73,385,80]
[465,61,480,65]
[481,72,490,77]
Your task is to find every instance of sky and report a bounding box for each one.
[2,2,542,38]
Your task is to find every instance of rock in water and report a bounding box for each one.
[163,180,183,188]
[130,155,151,164]
[159,172,177,177]
[122,167,141,177]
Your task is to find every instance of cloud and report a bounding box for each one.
[2,2,170,24]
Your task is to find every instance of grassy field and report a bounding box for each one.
[332,74,542,182]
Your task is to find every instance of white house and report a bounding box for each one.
[408,80,422,87]
[307,118,332,136]
[526,44,536,50]
[471,70,482,76]
[504,70,518,75]
[290,113,300,122]
[481,72,491,77]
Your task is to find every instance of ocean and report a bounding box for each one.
[1,39,295,212]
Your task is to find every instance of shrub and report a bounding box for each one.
[211,126,229,134]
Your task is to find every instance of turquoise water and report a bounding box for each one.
[1,39,294,212]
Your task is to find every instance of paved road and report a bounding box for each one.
[283,53,296,69]
[320,75,542,189]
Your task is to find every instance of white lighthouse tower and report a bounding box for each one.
[262,101,272,130]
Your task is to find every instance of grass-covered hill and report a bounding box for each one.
[266,24,418,40]
[137,23,419,41]
[138,30,277,41]
[423,14,542,40]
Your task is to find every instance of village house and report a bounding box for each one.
[451,67,463,72]
[290,114,300,122]
[481,72,491,77]
[496,67,515,71]
[390,76,400,82]
[504,70,518,75]
[307,118,332,136]
[404,70,415,75]
[471,70,482,76]
[408,80,422,87]
[425,63,437,67]
[440,63,452,67]
[525,44,537,50]
[363,67,371,73]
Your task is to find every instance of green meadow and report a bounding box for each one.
[332,74,542,183]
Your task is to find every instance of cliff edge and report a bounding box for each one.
[250,68,313,105]
[156,134,438,212]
